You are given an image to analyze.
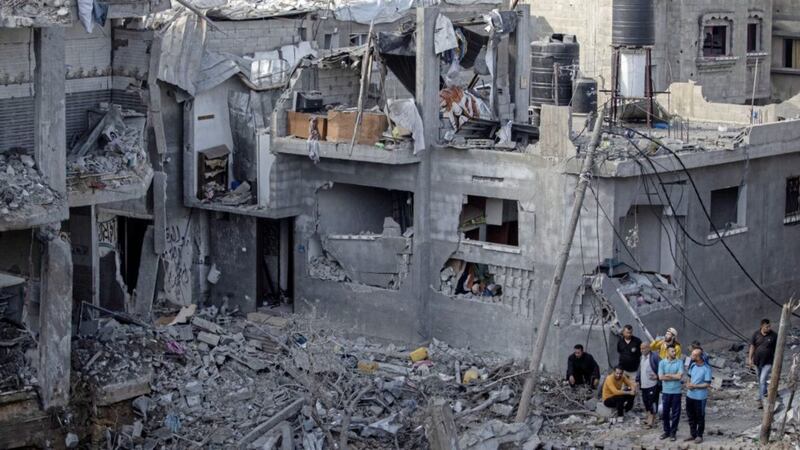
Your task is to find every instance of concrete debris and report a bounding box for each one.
[0,0,72,27]
[617,271,679,307]
[0,322,37,392]
[0,150,60,218]
[62,306,546,449]
[308,255,350,282]
[65,432,79,448]
[67,105,150,193]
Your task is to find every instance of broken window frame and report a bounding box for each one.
[349,33,368,46]
[702,21,731,58]
[458,195,520,250]
[707,185,748,239]
[785,176,800,224]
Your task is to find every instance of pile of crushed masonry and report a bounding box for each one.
[60,306,800,449]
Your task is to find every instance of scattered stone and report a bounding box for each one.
[65,433,79,448]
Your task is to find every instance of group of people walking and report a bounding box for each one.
[565,320,778,443]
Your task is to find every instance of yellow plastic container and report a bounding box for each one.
[357,360,379,374]
[409,347,429,362]
[462,367,479,384]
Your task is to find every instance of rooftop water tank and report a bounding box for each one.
[572,78,598,114]
[530,34,580,108]
[612,0,655,47]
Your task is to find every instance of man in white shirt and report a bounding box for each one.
[637,341,661,428]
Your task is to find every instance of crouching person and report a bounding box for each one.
[602,366,637,423]
[566,344,600,389]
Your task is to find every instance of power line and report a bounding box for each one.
[617,125,798,318]
[586,181,744,342]
[625,157,749,341]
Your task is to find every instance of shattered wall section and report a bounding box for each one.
[0,0,73,28]
[208,213,258,312]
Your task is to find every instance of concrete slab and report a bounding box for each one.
[38,237,72,409]
[134,226,159,318]
[153,171,167,254]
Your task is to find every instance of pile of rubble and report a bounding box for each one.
[67,105,149,192]
[0,0,72,28]
[64,306,800,449]
[0,322,37,393]
[68,306,544,449]
[617,272,680,308]
[0,150,60,218]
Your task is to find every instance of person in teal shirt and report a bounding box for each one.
[658,345,683,441]
[685,349,713,443]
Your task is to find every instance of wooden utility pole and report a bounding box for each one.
[515,109,605,422]
[760,299,798,443]
[779,354,799,438]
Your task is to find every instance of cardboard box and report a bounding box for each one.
[287,111,327,139]
[327,110,388,145]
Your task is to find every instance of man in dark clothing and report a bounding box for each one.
[617,324,642,379]
[749,318,778,408]
[567,344,600,388]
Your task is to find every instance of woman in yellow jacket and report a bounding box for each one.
[650,327,682,359]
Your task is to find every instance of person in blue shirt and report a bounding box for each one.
[658,344,683,441]
[685,348,713,444]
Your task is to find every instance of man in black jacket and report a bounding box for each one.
[617,324,643,379]
[567,344,600,388]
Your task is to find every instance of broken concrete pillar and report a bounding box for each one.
[33,27,67,195]
[38,234,73,409]
[153,171,167,254]
[426,398,460,450]
[134,226,160,318]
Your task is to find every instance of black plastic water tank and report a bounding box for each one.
[530,34,579,107]
[612,0,655,46]
[572,78,598,114]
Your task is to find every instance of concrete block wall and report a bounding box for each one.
[206,19,306,56]
[65,23,112,80]
[0,23,114,151]
[529,0,614,90]
[269,154,306,211]
[112,28,152,82]
[667,0,773,103]
[530,0,773,104]
[318,67,362,107]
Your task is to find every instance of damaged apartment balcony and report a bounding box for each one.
[273,135,420,165]
[67,105,153,207]
[0,151,67,232]
[275,106,420,165]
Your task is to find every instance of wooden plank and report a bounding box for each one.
[327,111,387,145]
[287,111,327,139]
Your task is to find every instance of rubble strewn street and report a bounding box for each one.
[3,0,800,449]
[68,307,541,449]
[51,306,800,449]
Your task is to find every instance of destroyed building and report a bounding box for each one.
[1,0,800,448]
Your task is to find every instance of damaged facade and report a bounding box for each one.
[1,0,800,448]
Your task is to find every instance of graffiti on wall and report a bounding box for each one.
[161,213,207,305]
